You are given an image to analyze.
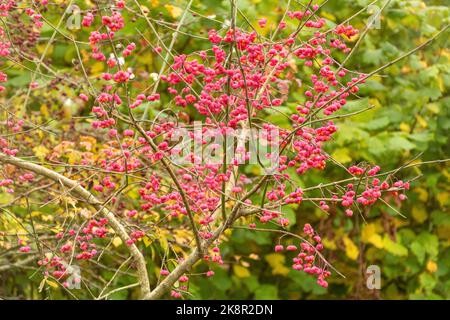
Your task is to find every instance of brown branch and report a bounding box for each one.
[143,222,224,300]
[143,173,269,299]
[130,118,204,255]
[0,254,39,272]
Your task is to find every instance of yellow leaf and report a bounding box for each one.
[250,165,261,176]
[346,34,359,42]
[233,265,251,278]
[80,136,97,152]
[36,44,53,56]
[443,169,450,180]
[412,206,427,224]
[46,279,59,288]
[416,115,428,128]
[322,238,337,250]
[41,214,54,222]
[165,4,182,18]
[173,229,191,244]
[171,244,183,253]
[437,225,450,242]
[137,52,154,66]
[343,236,359,260]
[426,260,438,273]
[414,187,428,202]
[33,145,49,160]
[67,151,81,165]
[437,76,445,91]
[265,253,290,276]
[51,227,62,234]
[143,236,152,247]
[331,148,352,163]
[91,61,104,75]
[370,234,384,248]
[112,237,122,247]
[426,103,440,114]
[361,224,376,242]
[0,193,13,205]
[40,104,49,118]
[159,235,168,252]
[369,98,382,109]
[399,122,411,132]
[321,11,336,21]
[361,223,384,248]
[436,192,448,208]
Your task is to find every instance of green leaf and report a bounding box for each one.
[411,242,426,264]
[363,49,383,65]
[364,117,390,130]
[387,136,416,151]
[419,273,437,292]
[254,285,278,299]
[416,232,439,259]
[383,236,408,257]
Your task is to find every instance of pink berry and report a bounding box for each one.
[19,246,31,253]
[160,269,170,276]
[258,18,267,28]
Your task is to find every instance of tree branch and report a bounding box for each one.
[0,153,151,298]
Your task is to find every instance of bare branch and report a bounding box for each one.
[0,153,151,298]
